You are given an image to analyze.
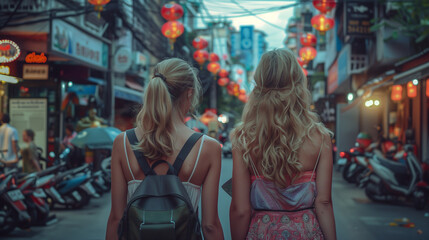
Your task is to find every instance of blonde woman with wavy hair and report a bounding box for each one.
[106,58,224,240]
[229,49,336,240]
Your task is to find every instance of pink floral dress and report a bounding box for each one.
[246,144,324,240]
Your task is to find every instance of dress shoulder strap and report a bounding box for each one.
[310,134,324,181]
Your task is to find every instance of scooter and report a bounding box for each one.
[17,172,51,226]
[362,130,429,209]
[0,169,32,235]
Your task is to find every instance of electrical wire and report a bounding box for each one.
[229,0,286,30]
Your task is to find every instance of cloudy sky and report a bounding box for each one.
[201,0,296,50]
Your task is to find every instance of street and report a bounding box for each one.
[3,157,429,240]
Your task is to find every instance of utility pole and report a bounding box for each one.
[209,22,217,110]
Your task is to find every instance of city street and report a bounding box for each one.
[3,157,429,240]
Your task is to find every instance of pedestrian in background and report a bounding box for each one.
[0,113,19,173]
[106,58,224,240]
[21,129,41,173]
[61,123,77,151]
[229,49,336,240]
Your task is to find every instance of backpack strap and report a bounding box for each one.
[125,129,155,176]
[172,133,204,175]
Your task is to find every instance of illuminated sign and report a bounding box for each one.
[0,66,10,75]
[23,64,49,80]
[25,52,48,63]
[0,39,21,63]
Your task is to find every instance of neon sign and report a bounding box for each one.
[25,52,48,63]
[0,66,10,75]
[0,40,20,63]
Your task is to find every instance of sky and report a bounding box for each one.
[201,0,296,50]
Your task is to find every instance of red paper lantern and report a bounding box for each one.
[192,37,208,50]
[312,0,336,13]
[161,2,184,21]
[218,69,229,78]
[88,0,110,17]
[238,93,248,103]
[237,69,243,75]
[161,21,184,49]
[239,89,246,95]
[300,33,317,47]
[227,82,236,95]
[207,62,221,75]
[193,50,209,66]
[297,56,306,67]
[209,53,220,62]
[391,85,402,101]
[407,81,417,98]
[299,47,317,62]
[311,14,335,34]
[217,77,230,87]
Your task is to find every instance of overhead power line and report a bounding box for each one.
[229,0,288,30]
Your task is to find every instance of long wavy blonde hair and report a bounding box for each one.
[232,49,332,188]
[134,58,202,161]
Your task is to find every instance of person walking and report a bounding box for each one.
[106,58,224,240]
[21,129,42,173]
[229,49,336,240]
[0,113,19,173]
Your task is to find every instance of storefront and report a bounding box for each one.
[2,18,111,163]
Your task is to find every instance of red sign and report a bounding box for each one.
[0,39,20,63]
[25,52,48,63]
[328,60,338,94]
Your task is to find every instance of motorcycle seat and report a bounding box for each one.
[374,151,409,175]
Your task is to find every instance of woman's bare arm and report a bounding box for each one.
[106,133,128,240]
[229,145,252,240]
[314,136,337,240]
[200,138,224,240]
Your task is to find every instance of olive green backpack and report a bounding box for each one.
[118,129,203,240]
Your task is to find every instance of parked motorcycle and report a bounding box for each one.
[0,169,32,235]
[362,130,429,209]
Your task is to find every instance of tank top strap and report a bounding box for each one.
[310,134,324,181]
[249,158,261,179]
[123,131,136,180]
[187,135,206,182]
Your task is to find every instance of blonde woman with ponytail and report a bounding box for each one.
[229,49,336,240]
[106,58,224,240]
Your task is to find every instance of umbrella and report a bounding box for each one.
[71,127,121,149]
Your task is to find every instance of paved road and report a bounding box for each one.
[3,157,429,239]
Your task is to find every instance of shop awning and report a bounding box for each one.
[393,61,429,85]
[114,86,142,104]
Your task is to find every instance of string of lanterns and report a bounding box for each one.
[297,0,336,77]
[160,2,185,50]
[190,36,248,103]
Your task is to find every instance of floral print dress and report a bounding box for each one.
[246,144,324,240]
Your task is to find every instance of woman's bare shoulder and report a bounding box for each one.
[200,135,221,156]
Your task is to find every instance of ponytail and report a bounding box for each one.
[135,76,174,161]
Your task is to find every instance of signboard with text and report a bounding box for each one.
[10,98,47,159]
[345,1,375,36]
[23,64,49,80]
[50,19,108,70]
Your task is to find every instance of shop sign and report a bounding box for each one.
[315,98,336,123]
[328,60,338,94]
[25,52,48,63]
[113,47,132,73]
[134,51,147,66]
[0,65,10,75]
[0,39,21,63]
[51,19,108,70]
[23,64,49,80]
[345,1,375,36]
